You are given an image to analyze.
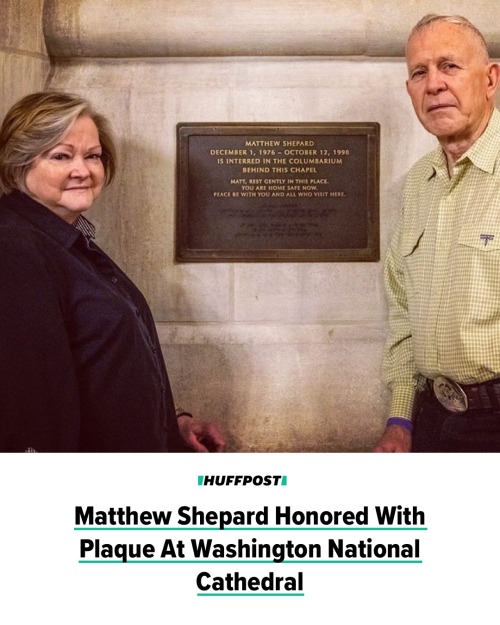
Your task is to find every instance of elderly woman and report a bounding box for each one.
[0,91,224,452]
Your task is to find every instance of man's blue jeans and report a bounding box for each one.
[412,391,500,452]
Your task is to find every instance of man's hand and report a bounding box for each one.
[177,416,226,452]
[373,424,412,453]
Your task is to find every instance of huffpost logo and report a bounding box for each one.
[198,475,288,486]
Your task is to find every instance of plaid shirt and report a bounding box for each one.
[383,108,500,419]
[73,214,96,245]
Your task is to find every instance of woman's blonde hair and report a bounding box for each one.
[0,91,117,194]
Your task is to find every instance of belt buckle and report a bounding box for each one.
[433,376,468,413]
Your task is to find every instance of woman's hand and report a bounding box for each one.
[177,416,226,452]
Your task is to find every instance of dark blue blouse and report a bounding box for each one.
[0,191,182,452]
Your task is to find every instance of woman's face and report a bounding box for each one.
[25,115,105,223]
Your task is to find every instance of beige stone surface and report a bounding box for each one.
[0,54,50,122]
[158,323,388,451]
[43,0,500,58]
[161,328,389,452]
[0,0,47,54]
[44,0,367,58]
[0,0,49,121]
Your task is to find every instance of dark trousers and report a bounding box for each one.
[412,391,500,452]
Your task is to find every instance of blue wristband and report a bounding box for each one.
[387,417,413,433]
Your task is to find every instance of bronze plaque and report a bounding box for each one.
[176,123,379,262]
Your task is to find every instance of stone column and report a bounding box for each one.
[0,0,50,122]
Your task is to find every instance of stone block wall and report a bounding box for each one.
[4,1,500,450]
[0,0,50,121]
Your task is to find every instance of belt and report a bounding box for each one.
[427,376,500,413]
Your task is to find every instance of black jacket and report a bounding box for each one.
[0,191,182,452]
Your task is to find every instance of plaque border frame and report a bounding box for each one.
[176,122,380,263]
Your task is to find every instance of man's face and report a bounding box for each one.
[406,21,496,146]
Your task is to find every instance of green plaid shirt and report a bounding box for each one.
[383,108,500,419]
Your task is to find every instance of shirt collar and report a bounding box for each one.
[461,108,500,174]
[427,108,500,179]
[74,214,96,244]
[428,148,448,180]
[1,191,90,250]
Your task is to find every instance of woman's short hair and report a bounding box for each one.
[0,91,117,195]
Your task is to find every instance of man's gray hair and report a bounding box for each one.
[408,14,489,62]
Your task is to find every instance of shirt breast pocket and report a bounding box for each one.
[458,231,500,252]
[457,229,500,318]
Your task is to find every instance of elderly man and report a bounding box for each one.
[375,14,500,452]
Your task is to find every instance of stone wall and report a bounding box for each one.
[5,1,500,450]
[0,0,50,121]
